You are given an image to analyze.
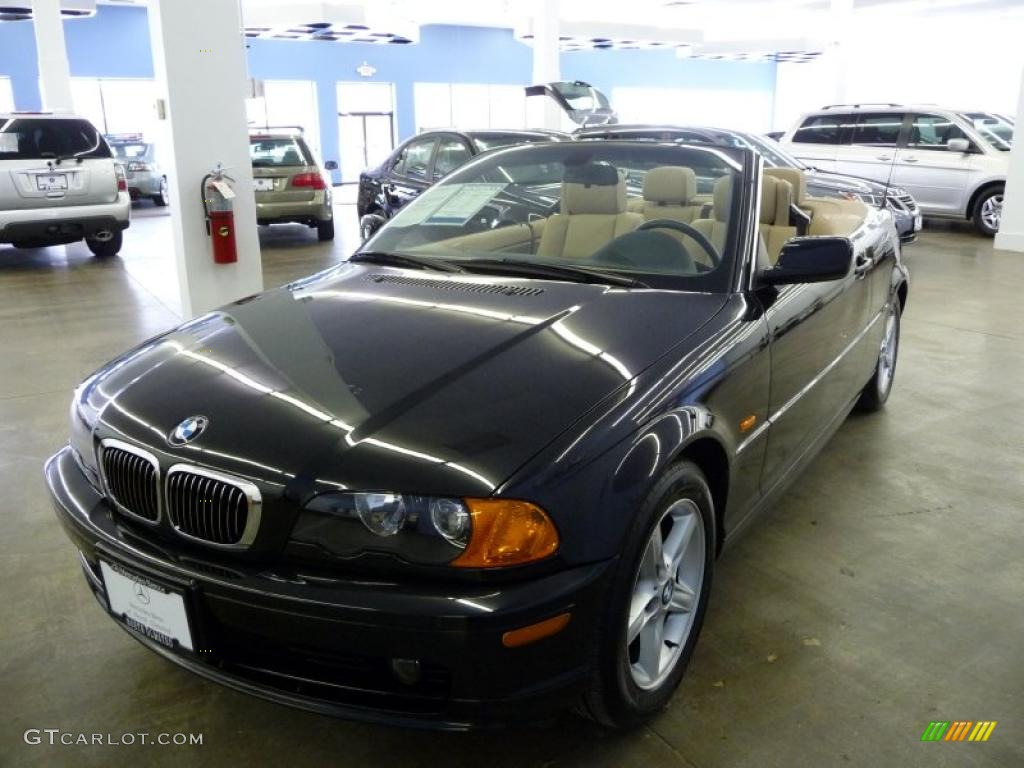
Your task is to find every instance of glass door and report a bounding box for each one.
[337,82,395,183]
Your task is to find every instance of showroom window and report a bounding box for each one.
[413,83,528,133]
[70,78,159,137]
[792,114,846,144]
[0,77,13,112]
[848,113,905,146]
[611,87,775,133]
[337,81,396,183]
[906,114,972,150]
[247,80,321,159]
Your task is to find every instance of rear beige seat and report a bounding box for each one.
[764,166,867,237]
[758,175,798,263]
[537,165,643,260]
[629,166,704,224]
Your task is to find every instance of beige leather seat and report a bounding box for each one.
[629,166,703,224]
[691,175,797,264]
[537,164,643,260]
[766,166,866,237]
[690,176,733,262]
[758,175,798,263]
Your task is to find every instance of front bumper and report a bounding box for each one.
[0,194,131,245]
[45,447,610,730]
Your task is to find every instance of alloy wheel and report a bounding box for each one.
[878,303,899,396]
[981,193,1003,232]
[627,499,705,690]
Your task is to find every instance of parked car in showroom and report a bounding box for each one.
[577,123,922,243]
[0,112,130,257]
[47,139,908,730]
[780,104,1010,235]
[250,127,337,241]
[356,128,566,240]
[107,134,168,207]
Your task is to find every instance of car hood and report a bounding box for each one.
[83,264,727,498]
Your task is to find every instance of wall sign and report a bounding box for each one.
[356,62,377,78]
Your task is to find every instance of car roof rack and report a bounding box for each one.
[248,124,305,134]
[821,103,902,110]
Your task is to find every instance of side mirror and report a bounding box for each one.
[760,237,853,286]
[324,160,339,171]
[946,138,970,153]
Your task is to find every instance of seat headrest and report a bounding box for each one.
[764,167,806,204]
[760,176,794,225]
[643,166,697,205]
[561,163,627,215]
[712,176,732,222]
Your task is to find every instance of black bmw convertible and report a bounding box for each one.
[46,140,907,730]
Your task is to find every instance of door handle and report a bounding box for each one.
[854,254,872,278]
[876,155,893,162]
[903,156,919,163]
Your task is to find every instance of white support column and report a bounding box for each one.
[994,69,1024,252]
[32,0,73,112]
[829,0,854,105]
[527,0,562,130]
[147,0,262,318]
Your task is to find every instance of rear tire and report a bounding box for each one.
[317,218,335,242]
[579,461,715,729]
[972,186,1003,237]
[86,229,123,258]
[151,176,169,207]
[857,299,901,412]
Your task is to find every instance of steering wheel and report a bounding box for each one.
[637,219,720,268]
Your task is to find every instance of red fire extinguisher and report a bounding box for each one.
[201,165,238,264]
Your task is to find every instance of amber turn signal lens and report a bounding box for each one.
[502,613,571,648]
[451,499,559,568]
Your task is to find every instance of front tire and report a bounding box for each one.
[580,461,715,729]
[972,186,1003,237]
[86,229,123,258]
[857,299,901,412]
[317,218,335,242]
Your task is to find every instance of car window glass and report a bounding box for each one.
[433,138,472,179]
[849,113,904,147]
[792,115,845,145]
[906,114,972,151]
[250,137,309,167]
[394,138,435,180]
[0,118,111,160]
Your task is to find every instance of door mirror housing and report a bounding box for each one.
[946,138,970,153]
[759,237,853,286]
[324,160,339,171]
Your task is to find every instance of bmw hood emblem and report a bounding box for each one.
[168,415,208,446]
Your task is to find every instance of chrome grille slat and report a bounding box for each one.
[100,442,159,523]
[165,465,260,547]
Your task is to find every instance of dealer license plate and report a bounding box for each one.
[253,178,275,191]
[100,561,194,652]
[36,173,68,191]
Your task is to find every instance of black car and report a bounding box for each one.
[576,124,922,243]
[47,140,907,730]
[356,129,566,239]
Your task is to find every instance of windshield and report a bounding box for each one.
[0,118,111,161]
[249,136,311,167]
[360,142,744,292]
[707,130,806,169]
[962,112,1013,150]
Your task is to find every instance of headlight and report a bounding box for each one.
[295,493,558,568]
[69,385,101,487]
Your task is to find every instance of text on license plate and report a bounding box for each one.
[100,561,194,651]
[36,174,68,191]
[253,178,275,191]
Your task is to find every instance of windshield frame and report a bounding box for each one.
[357,140,755,295]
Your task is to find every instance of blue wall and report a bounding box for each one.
[0,6,776,183]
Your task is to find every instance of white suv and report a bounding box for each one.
[0,112,131,256]
[780,105,1011,236]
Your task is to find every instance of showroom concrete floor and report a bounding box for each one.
[0,205,1021,768]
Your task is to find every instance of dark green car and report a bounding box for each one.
[249,129,336,241]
